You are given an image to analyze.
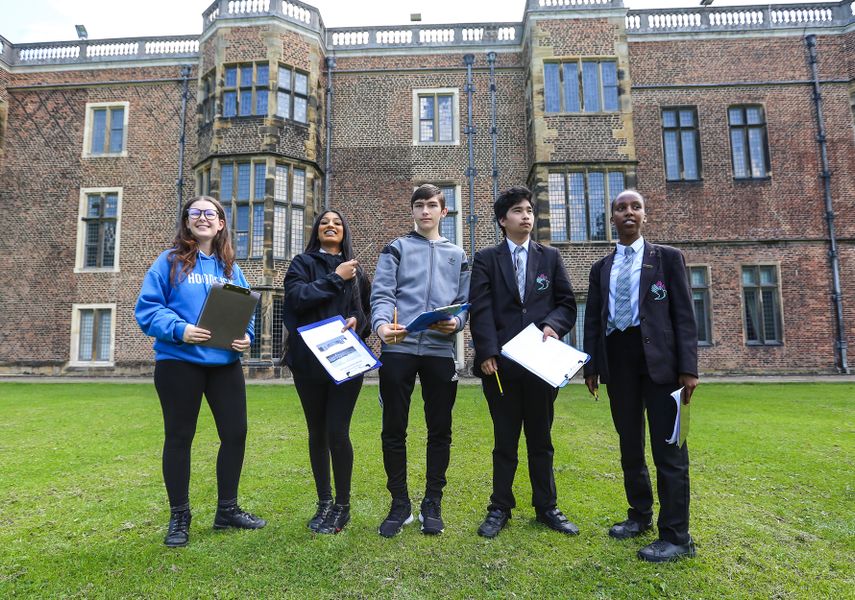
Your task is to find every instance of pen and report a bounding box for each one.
[393,307,398,344]
[495,370,504,396]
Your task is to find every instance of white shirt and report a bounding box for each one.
[607,236,645,334]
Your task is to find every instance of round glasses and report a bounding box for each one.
[188,208,219,220]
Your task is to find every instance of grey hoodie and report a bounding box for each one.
[371,231,470,358]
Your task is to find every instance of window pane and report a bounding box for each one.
[257,64,269,86]
[442,186,456,212]
[664,130,680,180]
[678,109,695,127]
[220,163,234,200]
[419,120,434,143]
[548,173,568,243]
[235,205,249,258]
[759,266,776,284]
[223,204,232,229]
[582,62,601,112]
[109,108,124,153]
[662,109,677,128]
[252,203,265,258]
[728,107,744,125]
[294,97,307,123]
[249,302,262,359]
[277,91,290,119]
[419,96,434,120]
[85,222,99,267]
[254,163,266,199]
[544,63,560,112]
[744,289,759,341]
[690,267,707,287]
[97,310,111,361]
[237,163,251,200]
[440,214,457,245]
[239,90,253,116]
[573,302,586,349]
[102,222,116,267]
[255,90,268,115]
[562,62,580,112]
[87,195,101,217]
[78,310,94,361]
[568,173,587,242]
[274,165,288,202]
[742,267,756,285]
[748,128,767,177]
[295,72,308,95]
[278,66,291,90]
[290,207,304,257]
[240,66,252,87]
[588,172,606,241]
[693,291,709,343]
[292,169,306,205]
[91,109,107,153]
[223,92,237,117]
[681,130,699,179]
[225,67,237,87]
[601,61,618,111]
[272,296,284,360]
[438,95,453,142]
[104,194,118,217]
[731,129,748,178]
[273,203,287,259]
[761,290,778,341]
[746,106,763,125]
[607,172,625,203]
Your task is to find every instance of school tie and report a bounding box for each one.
[513,245,526,302]
[613,246,635,331]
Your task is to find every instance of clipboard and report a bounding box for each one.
[500,323,590,388]
[297,315,382,384]
[196,282,260,350]
[404,303,470,333]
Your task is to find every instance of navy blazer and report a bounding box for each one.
[469,240,576,379]
[583,242,698,385]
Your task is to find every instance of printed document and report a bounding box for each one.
[500,323,590,388]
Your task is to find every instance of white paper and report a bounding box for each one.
[666,387,683,445]
[298,317,379,383]
[500,323,590,388]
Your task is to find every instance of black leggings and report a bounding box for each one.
[154,359,247,509]
[293,374,362,505]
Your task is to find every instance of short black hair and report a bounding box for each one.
[610,189,644,213]
[494,185,533,235]
[411,184,445,209]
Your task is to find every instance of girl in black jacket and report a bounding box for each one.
[283,210,371,534]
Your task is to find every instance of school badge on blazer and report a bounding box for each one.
[650,280,667,301]
[536,273,550,291]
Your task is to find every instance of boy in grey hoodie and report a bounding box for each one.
[371,184,470,537]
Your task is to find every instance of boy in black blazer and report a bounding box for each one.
[469,186,577,538]
[584,189,699,562]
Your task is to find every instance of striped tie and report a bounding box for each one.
[514,245,526,302]
[613,246,635,331]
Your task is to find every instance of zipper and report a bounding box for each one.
[419,239,436,355]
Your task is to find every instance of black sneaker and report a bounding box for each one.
[317,503,350,535]
[378,498,414,538]
[164,508,191,547]
[419,497,444,535]
[308,500,333,533]
[213,504,267,530]
[477,508,510,538]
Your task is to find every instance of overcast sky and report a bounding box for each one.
[0,0,835,43]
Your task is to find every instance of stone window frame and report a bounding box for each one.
[219,159,267,259]
[222,62,270,119]
[275,64,309,125]
[412,88,460,146]
[740,263,784,346]
[548,168,625,244]
[543,58,619,114]
[728,104,771,180]
[687,264,713,346]
[200,69,216,124]
[69,303,116,367]
[74,187,123,273]
[661,106,702,182]
[272,161,307,260]
[82,101,129,158]
[247,291,285,363]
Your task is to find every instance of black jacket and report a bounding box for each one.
[282,251,372,379]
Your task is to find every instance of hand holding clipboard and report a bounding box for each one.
[195,282,260,350]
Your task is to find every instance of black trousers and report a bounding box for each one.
[293,373,362,505]
[482,371,559,512]
[606,327,691,545]
[153,359,247,509]
[379,352,458,500]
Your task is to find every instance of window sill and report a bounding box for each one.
[544,111,620,116]
[733,176,771,182]
[745,341,783,347]
[412,141,461,147]
[74,267,120,274]
[697,341,713,347]
[67,361,115,368]
[666,178,704,184]
[83,152,128,159]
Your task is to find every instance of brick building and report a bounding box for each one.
[1,0,853,376]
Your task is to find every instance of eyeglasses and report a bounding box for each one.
[188,208,219,220]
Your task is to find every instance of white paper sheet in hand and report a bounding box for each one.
[500,323,590,388]
[666,387,690,447]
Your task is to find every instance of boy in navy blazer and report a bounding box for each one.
[469,185,578,538]
[584,189,699,562]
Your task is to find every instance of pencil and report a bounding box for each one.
[393,307,397,344]
[494,370,504,396]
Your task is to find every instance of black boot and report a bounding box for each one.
[317,503,350,535]
[308,499,333,533]
[213,502,267,530]
[164,507,191,547]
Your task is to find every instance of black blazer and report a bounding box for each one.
[469,240,576,379]
[583,242,698,385]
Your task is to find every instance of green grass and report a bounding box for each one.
[0,382,853,599]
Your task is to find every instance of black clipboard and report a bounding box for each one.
[196,282,260,350]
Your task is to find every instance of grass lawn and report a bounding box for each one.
[0,382,852,599]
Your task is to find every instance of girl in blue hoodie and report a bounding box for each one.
[135,196,266,547]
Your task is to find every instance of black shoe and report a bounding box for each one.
[609,518,653,540]
[535,507,579,535]
[308,500,333,533]
[637,538,696,562]
[317,503,350,534]
[213,503,267,530]
[378,498,414,538]
[419,497,444,535]
[477,508,510,538]
[164,509,191,547]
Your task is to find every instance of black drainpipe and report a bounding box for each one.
[324,56,335,211]
[805,34,848,374]
[176,65,192,226]
[487,51,500,243]
[463,54,477,259]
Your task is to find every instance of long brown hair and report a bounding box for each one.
[168,196,235,284]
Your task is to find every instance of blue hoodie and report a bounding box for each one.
[135,249,254,365]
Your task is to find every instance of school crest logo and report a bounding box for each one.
[536,273,550,291]
[650,280,667,301]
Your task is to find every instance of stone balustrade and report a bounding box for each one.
[329,24,520,49]
[202,0,320,32]
[9,36,200,66]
